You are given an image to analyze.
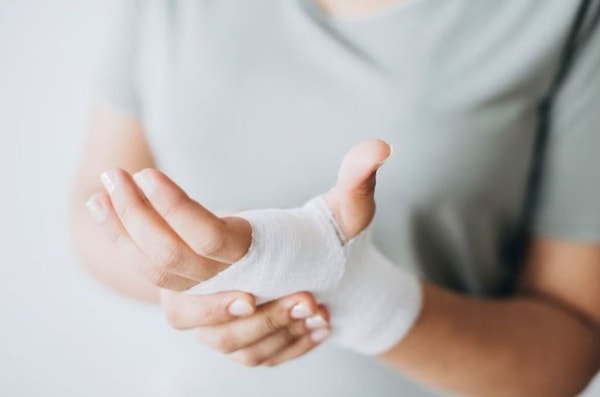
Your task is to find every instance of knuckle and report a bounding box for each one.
[351,176,377,199]
[198,302,218,323]
[192,226,226,257]
[263,313,280,334]
[162,189,189,218]
[237,351,262,367]
[153,245,185,272]
[108,229,127,245]
[282,324,301,342]
[213,333,238,354]
[115,198,135,223]
[145,266,172,288]
[185,300,219,326]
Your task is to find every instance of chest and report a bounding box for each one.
[136,0,573,214]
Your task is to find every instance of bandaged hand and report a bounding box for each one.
[90,139,421,355]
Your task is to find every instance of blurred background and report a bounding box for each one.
[1,2,599,396]
[0,2,193,395]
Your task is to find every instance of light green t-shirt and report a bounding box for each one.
[96,1,600,395]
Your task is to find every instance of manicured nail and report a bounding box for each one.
[290,303,313,319]
[100,171,116,194]
[228,299,253,317]
[85,195,107,222]
[310,328,330,343]
[133,171,154,195]
[305,314,327,330]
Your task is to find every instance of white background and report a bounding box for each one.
[0,2,599,396]
[0,2,191,396]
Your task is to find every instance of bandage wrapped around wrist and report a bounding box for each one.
[187,196,422,355]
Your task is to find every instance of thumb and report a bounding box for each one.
[325,139,392,240]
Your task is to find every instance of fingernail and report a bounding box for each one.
[378,144,394,166]
[310,328,330,343]
[228,299,253,317]
[100,171,116,194]
[133,171,154,195]
[85,195,107,222]
[290,303,313,319]
[305,314,327,330]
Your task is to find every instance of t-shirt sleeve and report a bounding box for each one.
[531,18,600,241]
[93,1,141,116]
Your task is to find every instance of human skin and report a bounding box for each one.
[70,107,336,365]
[76,106,391,365]
[72,107,600,396]
[315,0,409,19]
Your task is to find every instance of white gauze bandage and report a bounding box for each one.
[187,196,422,355]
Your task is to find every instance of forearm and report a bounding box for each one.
[380,282,600,397]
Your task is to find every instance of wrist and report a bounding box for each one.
[322,228,423,355]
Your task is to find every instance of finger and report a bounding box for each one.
[160,289,256,329]
[324,139,392,240]
[195,292,318,354]
[260,304,330,367]
[85,192,197,290]
[261,331,329,367]
[100,168,228,284]
[132,168,250,264]
[336,138,392,196]
[227,320,309,367]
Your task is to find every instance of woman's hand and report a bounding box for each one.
[86,167,253,291]
[85,175,333,365]
[160,289,331,367]
[84,138,391,364]
[85,138,391,290]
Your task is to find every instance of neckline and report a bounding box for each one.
[301,0,421,25]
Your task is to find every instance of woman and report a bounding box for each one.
[70,1,600,395]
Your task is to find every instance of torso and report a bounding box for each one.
[132,1,580,394]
